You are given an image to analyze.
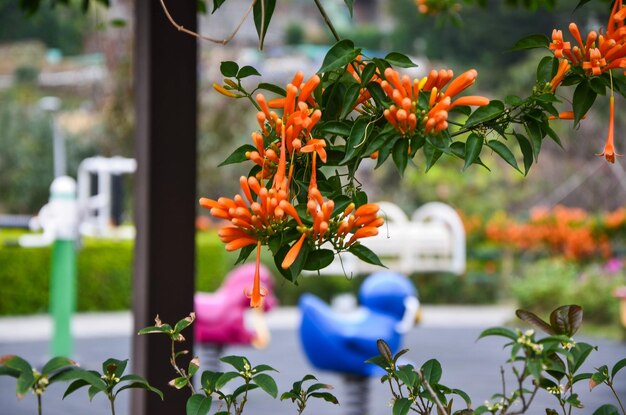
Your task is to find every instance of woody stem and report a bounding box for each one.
[313,0,342,42]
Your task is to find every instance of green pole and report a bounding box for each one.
[50,238,76,357]
[45,176,79,358]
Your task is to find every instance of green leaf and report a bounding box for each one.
[343,0,354,17]
[16,371,36,398]
[523,118,543,162]
[536,56,557,84]
[505,95,524,106]
[487,140,520,172]
[452,388,472,407]
[103,358,128,378]
[303,249,335,271]
[509,34,550,51]
[464,101,504,128]
[514,133,533,174]
[549,305,583,336]
[253,364,277,373]
[360,63,377,87]
[253,0,276,50]
[341,82,362,118]
[171,376,189,389]
[396,365,418,387]
[220,61,239,78]
[310,391,339,404]
[220,355,248,372]
[253,373,278,398]
[569,342,596,373]
[341,118,369,164]
[197,0,207,14]
[187,394,213,415]
[463,133,483,171]
[349,244,385,267]
[219,144,256,167]
[393,397,412,415]
[592,405,620,415]
[256,82,286,96]
[237,65,261,79]
[424,142,443,173]
[211,0,226,13]
[42,357,77,375]
[572,81,597,126]
[137,325,172,335]
[392,139,409,176]
[88,384,102,401]
[215,371,240,389]
[589,77,607,95]
[611,358,626,378]
[384,52,417,68]
[367,81,389,106]
[420,359,442,384]
[0,366,20,378]
[516,309,555,334]
[232,383,259,398]
[63,379,90,398]
[319,40,361,74]
[174,314,195,333]
[477,327,518,341]
[319,121,351,137]
[116,382,163,400]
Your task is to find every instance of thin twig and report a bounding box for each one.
[418,369,448,415]
[159,0,256,45]
[313,0,341,41]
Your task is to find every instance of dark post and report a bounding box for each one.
[132,1,197,414]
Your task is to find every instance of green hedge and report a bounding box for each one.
[512,259,626,326]
[0,230,498,315]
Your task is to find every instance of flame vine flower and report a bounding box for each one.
[544,0,626,163]
[204,21,626,306]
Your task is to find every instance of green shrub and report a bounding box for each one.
[512,258,625,326]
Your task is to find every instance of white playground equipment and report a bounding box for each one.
[316,201,466,276]
[77,156,136,238]
[18,156,136,247]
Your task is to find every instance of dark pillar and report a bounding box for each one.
[132,1,197,414]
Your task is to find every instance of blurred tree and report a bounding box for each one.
[0,1,88,55]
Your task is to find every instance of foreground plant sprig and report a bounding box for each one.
[0,355,78,415]
[366,339,472,415]
[139,314,338,415]
[60,358,162,415]
[476,305,626,415]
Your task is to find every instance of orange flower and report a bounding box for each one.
[282,233,306,269]
[550,29,571,59]
[381,68,488,137]
[597,95,620,163]
[549,59,570,92]
[245,241,268,308]
[583,48,607,76]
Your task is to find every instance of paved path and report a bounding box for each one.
[1,306,624,415]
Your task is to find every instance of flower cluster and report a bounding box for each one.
[549,0,626,162]
[201,72,385,307]
[381,67,490,138]
[485,205,613,261]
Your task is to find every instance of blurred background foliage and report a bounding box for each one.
[0,0,625,335]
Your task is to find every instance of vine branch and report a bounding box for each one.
[159,0,256,45]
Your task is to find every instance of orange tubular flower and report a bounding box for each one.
[381,68,488,138]
[282,233,307,269]
[549,59,571,92]
[583,48,607,76]
[550,29,571,58]
[597,95,621,163]
[245,241,267,308]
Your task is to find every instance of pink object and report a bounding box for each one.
[194,263,277,345]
